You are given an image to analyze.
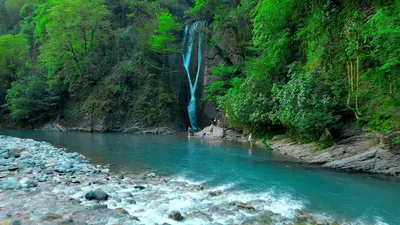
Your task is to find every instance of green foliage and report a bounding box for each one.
[218,76,275,127]
[215,0,400,140]
[4,0,27,32]
[359,3,400,131]
[189,0,206,14]
[271,65,339,138]
[205,62,239,100]
[261,137,270,151]
[210,62,239,77]
[0,0,184,127]
[393,136,400,146]
[187,0,220,18]
[1,0,400,136]
[6,71,59,122]
[38,0,111,95]
[204,81,226,101]
[149,10,180,53]
[0,33,29,78]
[0,1,6,34]
[0,33,29,111]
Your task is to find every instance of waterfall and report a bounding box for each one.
[182,21,206,130]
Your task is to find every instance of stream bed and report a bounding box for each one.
[1,129,399,225]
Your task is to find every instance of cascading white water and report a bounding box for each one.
[182,21,206,130]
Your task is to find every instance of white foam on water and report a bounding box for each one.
[53,175,391,225]
[352,216,390,225]
[56,175,310,225]
[169,174,210,186]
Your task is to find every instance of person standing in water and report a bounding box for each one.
[210,126,214,136]
[248,133,253,146]
[188,127,193,138]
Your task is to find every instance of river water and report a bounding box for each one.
[1,129,399,225]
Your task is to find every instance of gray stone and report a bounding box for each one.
[10,220,22,225]
[0,158,12,165]
[41,213,62,221]
[146,172,156,178]
[234,202,255,210]
[168,211,184,221]
[209,191,222,197]
[56,216,74,225]
[91,204,108,209]
[44,168,54,174]
[0,172,9,178]
[112,208,129,215]
[70,152,80,159]
[8,165,19,171]
[269,126,400,177]
[125,199,136,204]
[134,185,145,190]
[269,136,317,161]
[85,189,109,201]
[36,174,47,182]
[55,162,72,173]
[0,177,21,190]
[323,150,378,171]
[8,147,25,158]
[22,168,33,174]
[294,209,330,225]
[27,180,38,188]
[71,178,80,183]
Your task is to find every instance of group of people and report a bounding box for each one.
[188,126,213,138]
[187,117,217,138]
[187,117,254,145]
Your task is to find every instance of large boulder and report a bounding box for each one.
[322,149,378,171]
[85,189,109,201]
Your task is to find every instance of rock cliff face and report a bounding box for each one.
[41,114,183,134]
[268,126,400,176]
[198,27,243,127]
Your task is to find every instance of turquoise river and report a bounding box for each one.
[1,129,399,225]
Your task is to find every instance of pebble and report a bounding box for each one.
[40,213,62,221]
[125,199,136,204]
[146,172,156,178]
[134,185,145,190]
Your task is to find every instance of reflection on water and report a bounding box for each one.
[1,129,400,224]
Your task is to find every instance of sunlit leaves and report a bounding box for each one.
[37,0,111,90]
[148,10,179,53]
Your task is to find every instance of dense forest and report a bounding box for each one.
[0,0,399,140]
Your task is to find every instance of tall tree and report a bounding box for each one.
[0,33,29,109]
[37,0,111,94]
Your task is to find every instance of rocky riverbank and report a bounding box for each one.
[194,124,400,177]
[267,126,400,177]
[0,135,345,225]
[37,122,182,135]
